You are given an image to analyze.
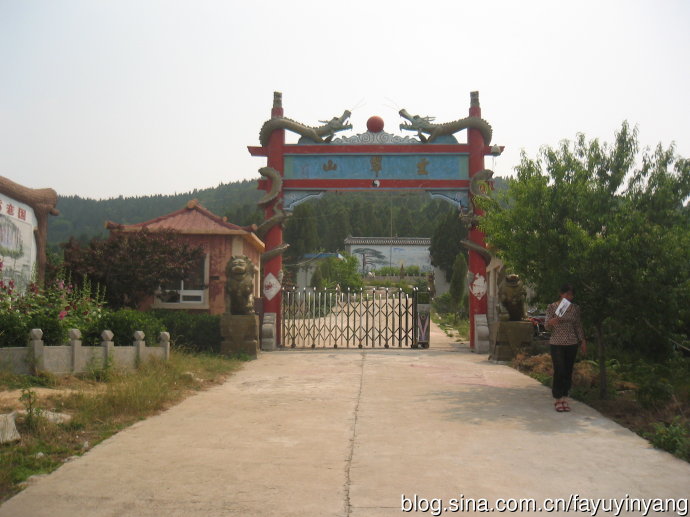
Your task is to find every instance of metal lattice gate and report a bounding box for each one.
[281,288,430,349]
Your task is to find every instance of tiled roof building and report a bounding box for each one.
[106,200,263,314]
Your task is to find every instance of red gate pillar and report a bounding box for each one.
[263,93,285,345]
[467,91,488,350]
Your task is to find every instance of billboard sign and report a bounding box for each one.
[0,193,37,291]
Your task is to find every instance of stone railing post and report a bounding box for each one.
[134,331,145,364]
[261,313,277,351]
[101,330,114,368]
[158,332,170,361]
[69,328,82,373]
[29,329,45,373]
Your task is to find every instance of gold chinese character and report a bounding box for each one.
[417,158,429,175]
[370,156,382,177]
[323,160,337,171]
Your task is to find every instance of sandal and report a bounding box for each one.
[561,400,571,412]
[554,401,565,412]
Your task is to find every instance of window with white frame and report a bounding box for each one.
[157,255,207,305]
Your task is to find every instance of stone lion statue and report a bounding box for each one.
[225,255,256,315]
[498,273,526,321]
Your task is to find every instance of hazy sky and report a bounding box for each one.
[1,0,688,199]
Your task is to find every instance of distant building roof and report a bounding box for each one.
[344,237,431,246]
[302,253,344,260]
[105,199,264,252]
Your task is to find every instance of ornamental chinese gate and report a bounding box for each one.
[248,91,503,351]
[282,287,430,349]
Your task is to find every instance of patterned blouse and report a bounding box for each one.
[545,301,585,346]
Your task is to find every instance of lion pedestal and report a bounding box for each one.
[220,314,260,359]
[489,273,531,362]
[489,321,533,362]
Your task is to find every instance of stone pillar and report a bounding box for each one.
[159,332,171,361]
[134,331,146,365]
[101,330,114,368]
[69,328,82,373]
[29,329,44,374]
[220,314,260,359]
[261,313,277,351]
[474,315,490,354]
[489,320,533,362]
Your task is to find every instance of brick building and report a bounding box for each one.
[106,200,263,314]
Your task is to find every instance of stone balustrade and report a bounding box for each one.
[0,329,171,375]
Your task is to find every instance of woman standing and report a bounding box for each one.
[545,284,587,412]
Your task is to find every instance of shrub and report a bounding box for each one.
[406,265,422,276]
[27,309,67,346]
[636,377,675,410]
[0,269,106,347]
[373,265,423,277]
[432,292,455,315]
[0,310,28,347]
[644,418,690,461]
[62,229,205,310]
[99,309,166,347]
[312,255,363,291]
[151,310,221,353]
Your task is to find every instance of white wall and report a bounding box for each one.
[347,244,432,274]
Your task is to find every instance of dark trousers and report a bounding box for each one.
[550,344,579,399]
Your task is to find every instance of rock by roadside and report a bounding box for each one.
[0,412,20,444]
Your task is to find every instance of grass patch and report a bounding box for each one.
[432,311,470,341]
[0,349,244,502]
[0,370,60,390]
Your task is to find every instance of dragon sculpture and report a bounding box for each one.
[459,169,495,264]
[257,166,283,208]
[458,169,494,231]
[469,169,494,199]
[256,166,292,264]
[259,110,352,147]
[398,109,493,145]
[255,108,351,263]
[460,238,493,266]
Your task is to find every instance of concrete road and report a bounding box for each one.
[1,322,689,517]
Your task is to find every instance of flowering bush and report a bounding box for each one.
[0,260,108,347]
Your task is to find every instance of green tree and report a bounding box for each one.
[284,203,319,259]
[479,122,690,397]
[394,206,415,236]
[311,254,363,291]
[449,252,468,316]
[63,229,205,309]
[430,208,469,282]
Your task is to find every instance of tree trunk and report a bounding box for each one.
[596,324,608,399]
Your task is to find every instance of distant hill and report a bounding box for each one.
[48,179,262,247]
[47,176,512,254]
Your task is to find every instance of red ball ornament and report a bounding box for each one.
[367,116,384,133]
